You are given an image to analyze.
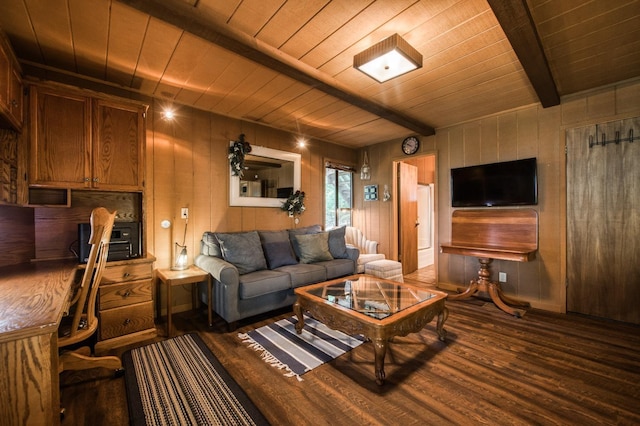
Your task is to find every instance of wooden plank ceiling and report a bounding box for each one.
[0,0,638,147]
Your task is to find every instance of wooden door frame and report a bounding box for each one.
[392,151,438,273]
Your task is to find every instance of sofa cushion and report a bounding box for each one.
[295,232,333,264]
[327,226,349,259]
[288,224,322,259]
[238,269,291,299]
[201,232,222,258]
[317,258,356,280]
[258,230,297,269]
[215,231,267,274]
[275,263,327,288]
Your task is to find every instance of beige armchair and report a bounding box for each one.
[345,226,386,273]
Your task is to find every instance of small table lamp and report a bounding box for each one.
[172,218,189,271]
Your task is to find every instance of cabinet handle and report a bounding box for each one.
[123,290,131,298]
[84,177,90,182]
[123,272,131,278]
[93,177,99,182]
[124,318,131,325]
[11,99,18,107]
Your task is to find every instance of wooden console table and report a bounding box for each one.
[440,209,538,317]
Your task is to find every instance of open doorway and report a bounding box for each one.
[417,183,434,268]
[394,153,436,275]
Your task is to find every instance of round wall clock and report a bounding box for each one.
[402,136,420,155]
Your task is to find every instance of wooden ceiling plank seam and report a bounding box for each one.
[116,0,435,135]
[25,0,76,72]
[487,0,560,107]
[68,0,111,80]
[198,60,264,112]
[278,0,374,60]
[1,0,45,64]
[160,33,226,101]
[299,0,416,70]
[215,68,282,115]
[150,31,185,97]
[105,1,148,88]
[242,80,313,121]
[532,0,633,40]
[255,0,330,49]
[261,90,330,125]
[227,0,286,38]
[227,74,296,118]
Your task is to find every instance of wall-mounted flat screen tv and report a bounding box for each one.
[451,157,538,207]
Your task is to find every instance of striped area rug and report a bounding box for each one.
[123,333,269,426]
[239,315,365,380]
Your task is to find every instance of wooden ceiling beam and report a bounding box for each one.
[116,0,436,136]
[487,0,560,107]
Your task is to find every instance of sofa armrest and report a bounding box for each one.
[346,246,360,263]
[195,254,239,284]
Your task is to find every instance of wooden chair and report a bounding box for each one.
[58,207,122,375]
[345,226,385,273]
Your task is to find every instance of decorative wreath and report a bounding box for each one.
[281,190,306,216]
[228,134,252,177]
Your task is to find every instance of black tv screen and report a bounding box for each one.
[451,158,538,207]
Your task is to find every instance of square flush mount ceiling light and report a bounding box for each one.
[354,34,423,83]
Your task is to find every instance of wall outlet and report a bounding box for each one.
[181,208,189,219]
[499,272,507,282]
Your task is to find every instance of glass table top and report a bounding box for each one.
[302,275,440,320]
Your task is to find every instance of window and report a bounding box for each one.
[325,164,353,228]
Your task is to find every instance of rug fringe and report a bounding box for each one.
[238,333,303,381]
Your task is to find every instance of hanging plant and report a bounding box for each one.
[228,134,252,177]
[281,190,306,216]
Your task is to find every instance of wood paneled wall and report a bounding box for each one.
[145,100,356,270]
[357,77,640,313]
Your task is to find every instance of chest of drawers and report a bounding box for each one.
[96,257,156,352]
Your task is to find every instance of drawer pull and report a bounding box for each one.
[123,290,131,298]
[124,318,131,325]
[123,272,131,278]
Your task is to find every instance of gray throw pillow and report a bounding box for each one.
[215,231,267,274]
[288,224,322,259]
[258,230,297,269]
[201,232,222,258]
[295,232,333,264]
[327,226,348,259]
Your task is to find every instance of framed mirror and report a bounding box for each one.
[229,144,301,207]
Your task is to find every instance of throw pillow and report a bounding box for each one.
[201,232,223,258]
[294,232,333,264]
[214,231,267,274]
[258,230,297,269]
[288,224,322,259]
[327,226,349,259]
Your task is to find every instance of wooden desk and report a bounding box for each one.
[156,266,212,337]
[440,209,538,317]
[0,260,78,426]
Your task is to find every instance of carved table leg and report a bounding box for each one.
[373,338,387,386]
[450,257,529,318]
[488,284,527,318]
[436,307,449,341]
[293,299,304,334]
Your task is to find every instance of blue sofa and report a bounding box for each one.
[195,225,358,328]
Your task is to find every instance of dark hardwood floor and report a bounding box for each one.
[61,267,640,425]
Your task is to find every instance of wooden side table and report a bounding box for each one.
[156,265,212,337]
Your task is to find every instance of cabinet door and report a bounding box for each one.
[30,87,91,188]
[8,66,22,128]
[0,45,8,109]
[92,99,145,190]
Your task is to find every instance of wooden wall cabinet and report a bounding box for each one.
[0,32,23,131]
[96,257,156,352]
[30,85,146,191]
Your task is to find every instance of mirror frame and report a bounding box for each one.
[229,144,301,207]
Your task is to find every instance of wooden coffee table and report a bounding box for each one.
[293,274,448,385]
